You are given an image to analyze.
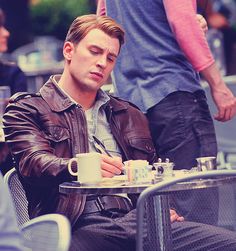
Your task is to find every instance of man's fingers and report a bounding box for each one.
[177,216,184,222]
[101,169,115,178]
[170,214,178,223]
[213,91,236,122]
[101,161,122,175]
[225,108,233,121]
[215,107,234,122]
[170,209,184,223]
[100,154,124,177]
[196,14,208,33]
[101,155,123,170]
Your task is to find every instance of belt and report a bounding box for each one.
[82,195,133,214]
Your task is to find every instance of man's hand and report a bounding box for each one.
[170,209,184,223]
[201,64,236,122]
[196,14,208,33]
[101,154,124,177]
[211,84,236,121]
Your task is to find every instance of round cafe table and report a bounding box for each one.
[59,170,236,251]
[59,170,236,195]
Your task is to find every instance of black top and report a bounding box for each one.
[0,61,27,94]
[0,60,27,175]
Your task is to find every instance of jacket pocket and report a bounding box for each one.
[45,126,70,142]
[127,137,156,162]
[45,126,71,156]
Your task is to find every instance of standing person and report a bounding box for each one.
[4,14,236,251]
[97,0,236,225]
[0,172,24,251]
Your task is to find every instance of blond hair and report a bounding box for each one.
[66,14,125,49]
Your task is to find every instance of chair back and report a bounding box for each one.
[21,213,71,251]
[136,170,236,251]
[4,167,30,226]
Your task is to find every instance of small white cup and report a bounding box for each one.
[196,156,216,171]
[68,152,102,185]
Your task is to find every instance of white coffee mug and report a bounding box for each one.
[68,152,102,184]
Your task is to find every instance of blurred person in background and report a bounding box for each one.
[0,8,27,94]
[0,172,24,251]
[0,0,31,52]
[0,8,27,176]
[97,0,236,225]
[199,0,236,75]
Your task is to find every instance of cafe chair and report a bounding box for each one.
[11,36,64,93]
[21,213,71,251]
[136,170,236,251]
[3,167,30,226]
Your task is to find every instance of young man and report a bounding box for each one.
[3,14,236,251]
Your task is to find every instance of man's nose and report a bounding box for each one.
[96,55,107,68]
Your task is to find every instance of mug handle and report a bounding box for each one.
[68,158,79,177]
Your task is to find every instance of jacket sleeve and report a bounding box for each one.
[3,97,72,187]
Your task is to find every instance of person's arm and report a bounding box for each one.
[201,64,236,121]
[196,14,208,33]
[3,99,72,187]
[163,0,214,72]
[163,0,236,121]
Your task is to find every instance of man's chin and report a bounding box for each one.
[81,82,103,92]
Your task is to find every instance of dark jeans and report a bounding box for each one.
[146,91,219,224]
[70,209,236,251]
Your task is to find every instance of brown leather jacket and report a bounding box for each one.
[3,76,156,226]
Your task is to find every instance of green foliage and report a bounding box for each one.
[30,0,91,40]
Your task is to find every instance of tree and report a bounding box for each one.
[30,0,91,40]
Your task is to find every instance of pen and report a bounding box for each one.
[93,136,125,174]
[92,135,113,157]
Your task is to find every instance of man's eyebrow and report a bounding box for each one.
[89,45,118,58]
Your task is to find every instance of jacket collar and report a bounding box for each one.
[40,75,129,113]
[40,75,75,112]
[108,96,129,112]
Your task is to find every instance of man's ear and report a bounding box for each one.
[63,41,74,60]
